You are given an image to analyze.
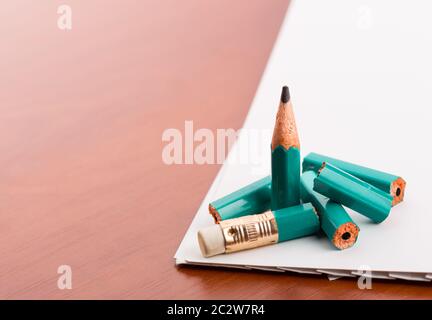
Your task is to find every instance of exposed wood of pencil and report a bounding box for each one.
[209,204,222,223]
[391,177,406,205]
[271,86,300,151]
[332,222,359,250]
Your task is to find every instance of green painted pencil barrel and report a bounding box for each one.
[271,146,300,211]
[274,203,320,242]
[313,163,393,223]
[300,171,359,249]
[303,152,406,206]
[209,176,271,222]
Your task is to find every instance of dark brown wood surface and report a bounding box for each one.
[0,0,430,299]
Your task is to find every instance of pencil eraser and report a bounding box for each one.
[197,225,225,257]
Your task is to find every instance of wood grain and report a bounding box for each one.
[0,0,431,299]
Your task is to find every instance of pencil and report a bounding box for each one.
[303,152,406,206]
[209,176,271,223]
[300,171,359,249]
[198,203,319,257]
[314,163,393,223]
[271,86,300,210]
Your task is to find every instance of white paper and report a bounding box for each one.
[175,0,432,280]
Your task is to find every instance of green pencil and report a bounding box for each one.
[314,163,393,223]
[301,171,359,249]
[271,86,301,210]
[303,152,406,206]
[209,176,271,223]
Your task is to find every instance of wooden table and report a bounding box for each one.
[1,0,430,299]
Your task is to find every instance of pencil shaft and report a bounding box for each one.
[303,152,406,205]
[313,163,393,223]
[209,176,271,222]
[273,203,320,242]
[301,171,359,249]
[271,146,300,209]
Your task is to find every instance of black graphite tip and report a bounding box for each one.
[342,232,351,241]
[280,86,290,103]
[396,188,401,196]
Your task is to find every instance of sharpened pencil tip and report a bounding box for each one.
[281,86,290,103]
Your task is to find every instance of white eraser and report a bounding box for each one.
[197,225,225,257]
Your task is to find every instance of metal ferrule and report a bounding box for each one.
[219,211,278,253]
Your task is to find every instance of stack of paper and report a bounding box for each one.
[175,0,432,281]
